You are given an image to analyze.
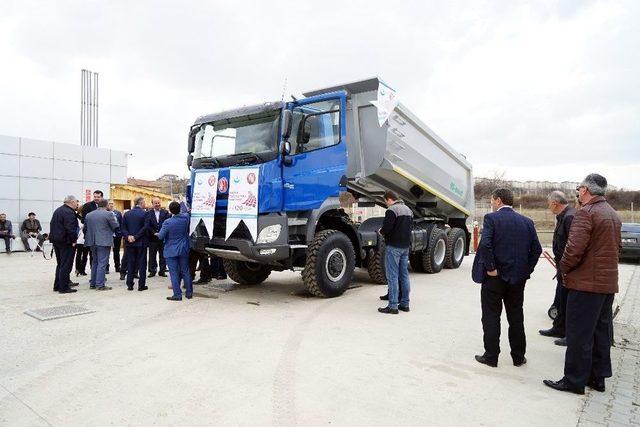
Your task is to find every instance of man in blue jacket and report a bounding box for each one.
[49,195,80,293]
[158,201,193,300]
[121,196,149,291]
[473,188,542,367]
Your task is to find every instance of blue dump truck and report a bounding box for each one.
[186,78,474,297]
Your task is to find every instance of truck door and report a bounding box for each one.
[282,92,347,211]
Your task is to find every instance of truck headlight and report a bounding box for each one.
[256,224,281,244]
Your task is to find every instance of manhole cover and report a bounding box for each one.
[24,305,96,321]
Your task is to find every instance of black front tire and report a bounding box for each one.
[223,259,271,285]
[303,230,356,297]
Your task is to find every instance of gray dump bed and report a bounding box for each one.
[304,77,474,221]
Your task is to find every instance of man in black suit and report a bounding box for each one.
[49,195,80,293]
[146,197,169,277]
[539,191,575,346]
[121,196,150,291]
[80,190,104,223]
[474,188,542,367]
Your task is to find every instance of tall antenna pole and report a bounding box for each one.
[80,68,100,147]
[80,70,84,145]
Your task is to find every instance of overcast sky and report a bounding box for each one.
[1,0,638,189]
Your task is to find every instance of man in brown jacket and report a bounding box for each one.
[544,173,621,395]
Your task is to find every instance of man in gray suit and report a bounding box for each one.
[84,199,119,290]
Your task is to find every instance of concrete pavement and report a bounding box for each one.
[0,252,637,426]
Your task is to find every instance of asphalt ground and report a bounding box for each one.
[0,252,637,426]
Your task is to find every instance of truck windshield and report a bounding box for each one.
[193,111,280,160]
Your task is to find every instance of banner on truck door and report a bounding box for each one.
[370,80,398,126]
[190,170,219,237]
[226,167,259,242]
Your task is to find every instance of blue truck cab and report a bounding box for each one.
[187,91,360,297]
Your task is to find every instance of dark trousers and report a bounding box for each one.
[481,276,526,363]
[552,275,569,334]
[75,244,89,273]
[167,253,193,297]
[126,246,148,289]
[1,236,11,252]
[189,251,211,281]
[148,239,166,273]
[53,243,76,291]
[564,290,614,387]
[112,236,122,271]
[210,255,227,279]
[120,242,128,274]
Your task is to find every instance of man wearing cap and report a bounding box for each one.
[21,212,46,252]
[544,173,621,394]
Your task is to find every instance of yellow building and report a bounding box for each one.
[109,184,173,212]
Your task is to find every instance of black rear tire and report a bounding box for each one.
[303,229,356,297]
[422,227,447,274]
[223,259,271,285]
[367,238,386,285]
[445,227,466,269]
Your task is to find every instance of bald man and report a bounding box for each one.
[145,197,170,277]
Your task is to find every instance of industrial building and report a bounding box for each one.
[0,134,128,252]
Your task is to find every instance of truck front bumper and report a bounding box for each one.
[205,238,290,263]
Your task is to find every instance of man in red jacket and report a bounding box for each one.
[544,173,621,394]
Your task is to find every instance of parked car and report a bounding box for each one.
[620,223,640,262]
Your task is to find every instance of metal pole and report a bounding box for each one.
[95,72,99,148]
[84,70,88,146]
[80,70,84,145]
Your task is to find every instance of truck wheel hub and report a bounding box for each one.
[326,248,346,282]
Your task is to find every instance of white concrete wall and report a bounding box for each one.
[0,134,128,251]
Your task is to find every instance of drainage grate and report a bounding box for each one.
[24,305,96,321]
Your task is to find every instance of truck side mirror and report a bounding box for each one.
[187,125,200,154]
[281,110,293,141]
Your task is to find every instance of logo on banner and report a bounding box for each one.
[190,170,219,237]
[226,167,259,241]
[218,177,228,193]
[370,80,399,126]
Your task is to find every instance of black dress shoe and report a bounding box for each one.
[148,272,156,278]
[159,271,167,277]
[195,278,211,284]
[587,377,605,392]
[185,294,193,299]
[115,267,120,273]
[398,305,410,312]
[59,288,78,294]
[513,357,527,367]
[543,378,584,395]
[539,328,564,338]
[127,286,134,291]
[378,306,398,314]
[475,354,498,367]
[379,294,389,301]
[554,337,567,347]
[90,285,96,289]
[69,281,79,287]
[166,296,182,301]
[119,274,126,281]
[138,285,148,291]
